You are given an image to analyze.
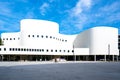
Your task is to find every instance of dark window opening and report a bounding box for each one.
[46,49,49,52]
[46,36,48,38]
[24,48,26,51]
[50,36,52,38]
[51,49,53,52]
[59,50,62,52]
[32,35,34,37]
[32,49,34,51]
[37,49,39,51]
[68,50,70,53]
[55,50,57,52]
[42,49,44,52]
[41,35,43,38]
[72,50,74,53]
[28,35,30,37]
[18,48,20,51]
[29,49,31,51]
[26,49,29,51]
[9,48,12,51]
[15,48,17,51]
[37,35,39,37]
[4,48,6,51]
[21,48,23,51]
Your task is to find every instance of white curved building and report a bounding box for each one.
[0,19,119,61]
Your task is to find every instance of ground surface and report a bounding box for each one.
[0,61,120,80]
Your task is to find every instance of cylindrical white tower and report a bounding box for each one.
[89,27,119,55]
[20,19,59,48]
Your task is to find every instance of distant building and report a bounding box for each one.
[0,19,119,61]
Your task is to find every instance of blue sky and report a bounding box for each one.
[0,0,120,36]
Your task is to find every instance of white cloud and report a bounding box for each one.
[71,0,91,16]
[40,3,49,15]
[95,1,120,24]
[25,11,35,19]
[0,2,12,17]
[60,0,92,33]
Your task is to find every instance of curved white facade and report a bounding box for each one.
[74,27,119,55]
[0,19,119,61]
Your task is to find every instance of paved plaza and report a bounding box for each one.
[0,61,120,80]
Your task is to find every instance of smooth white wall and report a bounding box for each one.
[73,27,119,55]
[89,27,119,55]
[20,19,59,47]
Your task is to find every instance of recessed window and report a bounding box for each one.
[3,38,5,40]
[65,40,67,42]
[6,38,8,40]
[27,49,29,51]
[28,35,30,37]
[24,48,26,51]
[55,50,57,52]
[21,48,23,51]
[53,37,55,39]
[72,50,74,53]
[18,38,20,40]
[42,49,44,52]
[46,36,48,38]
[59,50,62,52]
[37,49,39,51]
[32,35,34,37]
[0,48,1,51]
[41,35,43,38]
[32,49,34,51]
[50,36,52,38]
[15,48,17,51]
[51,49,53,52]
[4,48,6,51]
[62,39,64,42]
[37,35,39,37]
[46,49,49,52]
[9,48,12,51]
[63,50,65,52]
[68,50,70,53]
[13,38,15,40]
[18,48,20,51]
[10,38,12,40]
[29,49,31,51]
[39,49,41,51]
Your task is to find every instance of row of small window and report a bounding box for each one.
[2,37,20,41]
[9,48,74,53]
[28,35,67,42]
[0,48,6,51]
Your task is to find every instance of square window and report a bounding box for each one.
[37,35,39,37]
[28,35,30,37]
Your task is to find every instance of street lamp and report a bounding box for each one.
[108,44,110,61]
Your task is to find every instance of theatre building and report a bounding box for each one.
[0,19,119,61]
